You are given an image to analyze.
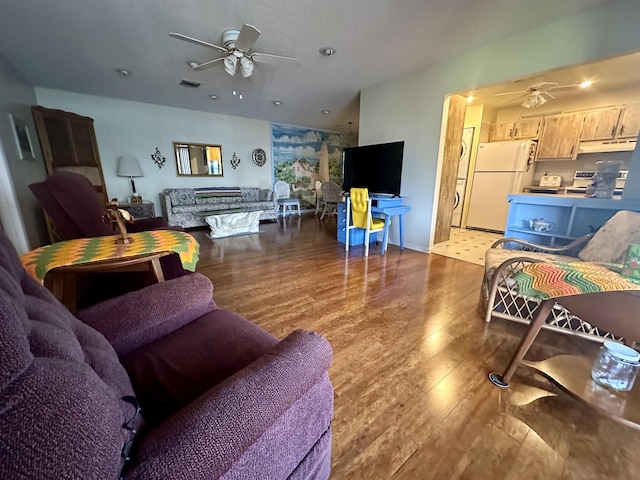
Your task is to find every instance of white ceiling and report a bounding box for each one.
[459,51,640,110]
[0,0,610,132]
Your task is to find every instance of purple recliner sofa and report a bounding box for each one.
[0,227,333,479]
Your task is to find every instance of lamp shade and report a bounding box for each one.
[224,55,237,76]
[117,155,143,177]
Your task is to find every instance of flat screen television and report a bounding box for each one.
[342,141,404,196]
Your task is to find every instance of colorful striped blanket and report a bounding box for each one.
[194,187,242,198]
[512,261,640,300]
[21,230,200,283]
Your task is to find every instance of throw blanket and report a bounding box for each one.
[21,230,200,283]
[512,261,640,300]
[194,187,242,198]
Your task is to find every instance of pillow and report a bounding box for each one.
[579,210,640,264]
[259,188,273,201]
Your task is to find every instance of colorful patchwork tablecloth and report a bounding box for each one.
[21,230,200,284]
[512,261,640,300]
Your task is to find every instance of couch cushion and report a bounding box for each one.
[259,188,273,201]
[168,188,196,206]
[579,210,640,264]
[0,229,139,479]
[120,309,278,428]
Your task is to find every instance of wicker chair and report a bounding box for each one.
[483,210,640,341]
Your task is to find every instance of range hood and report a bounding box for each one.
[578,139,637,154]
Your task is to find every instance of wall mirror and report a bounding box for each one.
[173,142,224,177]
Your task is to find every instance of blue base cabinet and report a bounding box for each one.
[505,194,640,247]
[337,202,378,246]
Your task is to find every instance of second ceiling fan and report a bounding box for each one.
[495,81,587,108]
[170,24,301,78]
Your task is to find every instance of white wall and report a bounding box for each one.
[360,0,640,252]
[0,53,48,252]
[35,88,273,217]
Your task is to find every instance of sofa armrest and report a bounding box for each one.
[76,273,216,356]
[126,330,334,480]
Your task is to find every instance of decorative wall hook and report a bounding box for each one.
[230,152,241,169]
[151,147,166,169]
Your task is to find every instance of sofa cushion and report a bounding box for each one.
[169,188,196,206]
[0,230,140,479]
[579,210,640,264]
[120,309,278,428]
[259,188,273,201]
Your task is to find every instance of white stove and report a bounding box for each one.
[564,170,627,196]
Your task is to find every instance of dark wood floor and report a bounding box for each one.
[192,214,640,479]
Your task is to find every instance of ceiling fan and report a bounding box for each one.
[169,24,301,78]
[495,81,584,108]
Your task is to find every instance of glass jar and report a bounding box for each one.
[591,341,640,392]
[587,161,622,198]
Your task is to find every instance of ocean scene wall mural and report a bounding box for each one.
[271,123,357,211]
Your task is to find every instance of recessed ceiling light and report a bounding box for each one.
[272,100,283,106]
[466,95,474,103]
[319,47,336,56]
[188,61,199,69]
[115,69,130,77]
[580,80,593,88]
[322,110,330,114]
[209,95,218,100]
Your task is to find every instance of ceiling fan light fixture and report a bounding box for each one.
[224,55,237,76]
[239,56,254,77]
[521,92,547,108]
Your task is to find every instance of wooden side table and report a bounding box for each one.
[119,202,155,219]
[44,252,170,312]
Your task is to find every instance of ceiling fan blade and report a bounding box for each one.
[191,57,225,70]
[169,33,228,54]
[495,90,527,97]
[547,83,582,90]
[235,24,261,51]
[542,91,556,100]
[251,52,301,66]
[532,81,558,89]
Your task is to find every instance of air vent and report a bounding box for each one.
[180,79,201,88]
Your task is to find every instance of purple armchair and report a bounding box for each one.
[0,227,333,479]
[29,171,180,242]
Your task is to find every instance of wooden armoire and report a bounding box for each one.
[31,106,108,203]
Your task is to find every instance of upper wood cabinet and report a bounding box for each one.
[488,122,513,142]
[513,117,542,139]
[31,106,108,202]
[580,108,622,141]
[618,104,640,139]
[536,113,584,160]
[489,118,541,142]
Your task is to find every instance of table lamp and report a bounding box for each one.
[117,155,143,204]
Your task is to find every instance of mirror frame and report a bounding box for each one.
[173,141,224,177]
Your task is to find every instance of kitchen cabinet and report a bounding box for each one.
[618,104,640,139]
[580,108,622,141]
[536,113,584,160]
[31,106,108,203]
[505,194,640,247]
[513,117,542,139]
[488,122,513,142]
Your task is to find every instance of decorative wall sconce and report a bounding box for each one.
[230,152,241,169]
[151,147,166,169]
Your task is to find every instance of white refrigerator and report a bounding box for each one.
[466,140,536,232]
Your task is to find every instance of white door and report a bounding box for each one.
[466,172,516,231]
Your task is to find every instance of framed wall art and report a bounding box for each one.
[8,113,35,161]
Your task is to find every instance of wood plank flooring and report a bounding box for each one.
[192,214,640,479]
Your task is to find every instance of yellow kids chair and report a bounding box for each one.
[345,188,385,256]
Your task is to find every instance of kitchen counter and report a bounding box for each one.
[505,194,640,246]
